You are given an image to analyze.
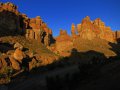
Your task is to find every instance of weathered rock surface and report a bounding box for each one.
[13,48,25,63]
[0,2,54,46]
[29,58,37,71]
[55,30,73,56]
[14,42,23,50]
[56,30,71,42]
[76,16,116,42]
[25,16,53,46]
[0,2,21,36]
[71,23,77,37]
[0,55,8,68]
[9,56,21,70]
[115,31,120,42]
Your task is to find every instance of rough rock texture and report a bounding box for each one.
[56,30,71,42]
[71,23,77,37]
[115,31,120,42]
[0,2,21,36]
[25,16,53,46]
[0,55,8,68]
[29,58,37,71]
[9,56,21,70]
[13,48,25,63]
[76,16,116,42]
[77,16,97,40]
[0,2,54,46]
[55,30,73,56]
[14,42,23,50]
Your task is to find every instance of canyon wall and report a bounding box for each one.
[0,2,53,46]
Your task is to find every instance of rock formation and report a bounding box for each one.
[55,30,73,56]
[75,16,116,42]
[54,16,120,56]
[9,56,21,70]
[25,16,53,46]
[56,30,71,42]
[0,2,21,36]
[14,42,23,50]
[71,23,77,37]
[115,31,120,42]
[0,2,53,46]
[13,48,26,63]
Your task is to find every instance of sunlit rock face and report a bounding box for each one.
[55,30,71,42]
[55,30,73,56]
[25,16,53,46]
[0,2,54,46]
[71,23,77,38]
[75,16,116,42]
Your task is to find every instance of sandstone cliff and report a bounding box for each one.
[0,2,53,46]
[54,16,120,57]
[75,16,116,42]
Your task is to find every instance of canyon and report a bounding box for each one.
[0,2,120,90]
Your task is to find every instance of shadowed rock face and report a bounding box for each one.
[0,2,21,36]
[0,2,54,46]
[115,31,120,43]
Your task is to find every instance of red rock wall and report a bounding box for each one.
[75,16,116,42]
[0,2,53,46]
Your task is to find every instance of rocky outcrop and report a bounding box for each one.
[0,2,53,46]
[71,23,77,37]
[29,58,37,71]
[76,16,116,42]
[9,56,21,70]
[115,31,120,43]
[56,30,71,42]
[0,2,21,36]
[25,16,53,46]
[0,55,9,68]
[13,48,26,63]
[55,30,73,56]
[14,42,23,50]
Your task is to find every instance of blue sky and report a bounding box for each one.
[1,0,120,36]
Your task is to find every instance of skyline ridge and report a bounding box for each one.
[0,0,120,36]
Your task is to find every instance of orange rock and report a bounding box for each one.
[13,48,26,63]
[71,23,76,37]
[76,16,115,42]
[14,42,23,50]
[0,55,8,68]
[29,58,37,71]
[9,56,21,70]
[56,30,71,42]
[0,2,53,46]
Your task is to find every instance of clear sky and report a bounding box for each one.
[1,0,120,36]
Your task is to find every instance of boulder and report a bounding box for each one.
[0,54,8,68]
[29,58,37,71]
[13,48,26,63]
[14,42,23,50]
[9,56,21,70]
